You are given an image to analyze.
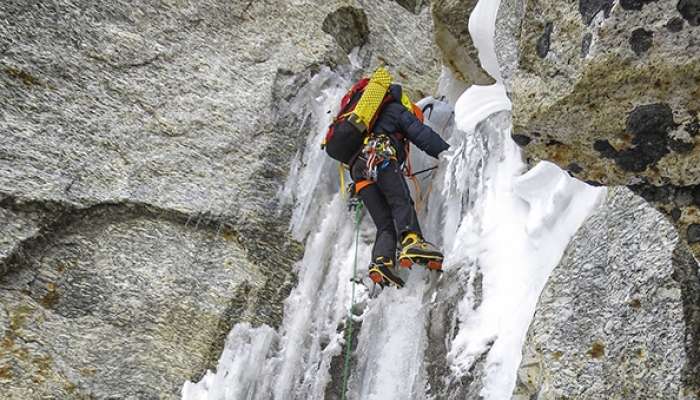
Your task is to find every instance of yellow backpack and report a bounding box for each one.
[346,67,392,132]
[323,67,393,164]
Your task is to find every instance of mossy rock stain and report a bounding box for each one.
[79,367,97,377]
[1,335,15,350]
[40,282,60,308]
[9,304,33,332]
[221,229,239,243]
[4,67,41,86]
[629,298,642,309]
[587,341,606,358]
[0,364,13,380]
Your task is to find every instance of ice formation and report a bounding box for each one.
[181,0,606,398]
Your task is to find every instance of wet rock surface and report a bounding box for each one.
[423,269,479,400]
[432,0,496,85]
[393,0,429,14]
[620,0,658,11]
[689,224,700,243]
[678,0,700,25]
[514,187,700,399]
[536,22,554,58]
[322,7,370,54]
[579,0,614,25]
[0,0,439,397]
[501,0,700,255]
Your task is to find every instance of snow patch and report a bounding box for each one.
[468,0,503,82]
[454,83,511,133]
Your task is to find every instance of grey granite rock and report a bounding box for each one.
[356,0,441,99]
[514,187,700,399]
[0,0,439,397]
[0,203,276,399]
[322,7,370,54]
[393,0,429,14]
[0,205,47,277]
[494,0,525,93]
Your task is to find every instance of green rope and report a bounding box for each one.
[341,203,363,400]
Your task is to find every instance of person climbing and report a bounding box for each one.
[322,67,450,288]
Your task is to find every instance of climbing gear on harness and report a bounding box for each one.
[322,67,394,164]
[368,256,405,288]
[398,232,444,271]
[363,134,396,160]
[346,183,362,211]
[362,134,397,181]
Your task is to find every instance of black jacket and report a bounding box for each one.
[372,85,450,161]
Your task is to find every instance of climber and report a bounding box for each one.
[322,68,450,288]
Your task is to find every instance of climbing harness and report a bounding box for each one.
[356,131,440,213]
[341,202,363,400]
[362,134,397,181]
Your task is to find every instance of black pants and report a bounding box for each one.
[351,157,422,262]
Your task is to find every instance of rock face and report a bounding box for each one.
[432,0,496,85]
[514,187,700,399]
[0,0,439,398]
[501,0,700,255]
[0,203,278,399]
[322,7,370,54]
[495,0,526,92]
[393,0,429,15]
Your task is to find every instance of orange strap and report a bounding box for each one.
[412,104,424,123]
[354,179,374,193]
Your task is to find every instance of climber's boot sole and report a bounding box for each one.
[399,255,443,271]
[368,264,405,288]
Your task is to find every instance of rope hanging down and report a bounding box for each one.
[341,203,363,400]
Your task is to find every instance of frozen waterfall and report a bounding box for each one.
[181,1,606,398]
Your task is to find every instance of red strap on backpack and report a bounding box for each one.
[322,78,377,149]
[339,78,369,110]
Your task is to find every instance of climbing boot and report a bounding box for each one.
[398,232,443,271]
[368,257,405,288]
